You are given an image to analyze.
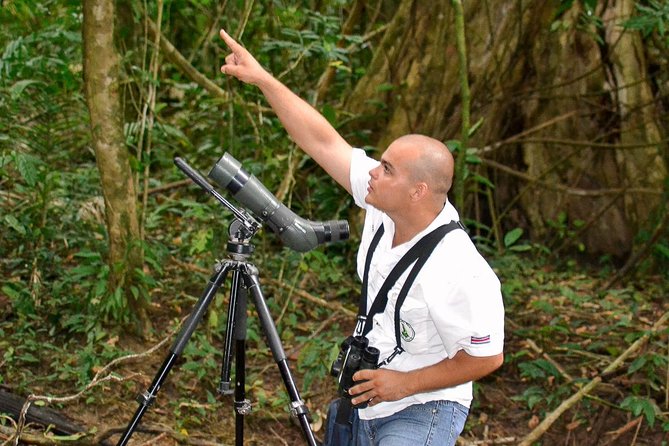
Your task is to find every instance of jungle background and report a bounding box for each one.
[1,0,668,445]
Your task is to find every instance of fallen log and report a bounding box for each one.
[0,389,84,436]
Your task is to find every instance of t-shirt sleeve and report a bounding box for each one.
[424,239,505,358]
[350,148,380,209]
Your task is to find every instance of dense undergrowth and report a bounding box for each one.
[1,225,668,445]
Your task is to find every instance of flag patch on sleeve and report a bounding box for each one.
[471,335,491,345]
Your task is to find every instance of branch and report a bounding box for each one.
[0,424,86,445]
[507,137,669,149]
[478,111,578,153]
[600,201,669,289]
[457,437,518,445]
[2,332,173,446]
[518,310,669,446]
[94,424,225,446]
[482,157,662,196]
[525,339,573,382]
[144,19,228,100]
[138,0,165,243]
[477,110,669,154]
[169,257,356,318]
[261,278,356,318]
[601,416,643,446]
[146,179,192,196]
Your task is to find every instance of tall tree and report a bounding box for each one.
[82,0,148,329]
[343,0,668,259]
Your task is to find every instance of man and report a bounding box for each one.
[219,29,504,446]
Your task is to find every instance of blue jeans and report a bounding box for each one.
[324,399,469,446]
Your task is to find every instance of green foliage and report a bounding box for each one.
[518,358,562,381]
[445,139,498,252]
[501,259,669,435]
[503,228,532,252]
[625,0,669,46]
[546,211,586,254]
[262,13,351,65]
[295,327,340,393]
[620,395,660,427]
[180,331,222,384]
[514,385,546,411]
[551,0,604,45]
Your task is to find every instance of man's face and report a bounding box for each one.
[364,140,417,213]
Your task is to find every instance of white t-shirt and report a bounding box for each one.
[349,148,505,419]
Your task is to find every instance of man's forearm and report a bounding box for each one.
[350,350,504,405]
[254,75,353,192]
[405,351,504,396]
[220,29,353,192]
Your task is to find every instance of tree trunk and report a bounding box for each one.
[82,0,148,329]
[346,0,459,150]
[343,0,668,259]
[603,0,667,224]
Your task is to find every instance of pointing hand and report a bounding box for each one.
[219,29,270,86]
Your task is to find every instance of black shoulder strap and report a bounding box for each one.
[357,223,385,317]
[389,222,463,353]
[359,220,465,340]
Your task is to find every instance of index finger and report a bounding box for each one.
[352,369,374,382]
[219,29,243,52]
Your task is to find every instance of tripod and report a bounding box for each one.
[115,159,319,446]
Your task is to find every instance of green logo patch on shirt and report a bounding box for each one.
[400,319,415,342]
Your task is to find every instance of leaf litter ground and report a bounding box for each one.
[1,258,668,445]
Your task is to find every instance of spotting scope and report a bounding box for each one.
[208,152,349,252]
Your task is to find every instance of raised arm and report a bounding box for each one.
[219,29,353,193]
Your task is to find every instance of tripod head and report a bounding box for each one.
[174,155,350,252]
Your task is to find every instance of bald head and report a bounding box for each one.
[391,134,454,198]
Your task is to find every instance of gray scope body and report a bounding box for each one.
[208,153,349,252]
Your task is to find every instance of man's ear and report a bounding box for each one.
[410,182,428,201]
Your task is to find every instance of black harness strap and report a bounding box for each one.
[358,224,385,318]
[357,220,465,365]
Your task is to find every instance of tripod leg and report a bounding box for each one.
[116,263,231,446]
[242,268,319,446]
[233,278,249,446]
[219,269,242,395]
[217,269,251,446]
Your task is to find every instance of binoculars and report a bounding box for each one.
[330,335,380,409]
